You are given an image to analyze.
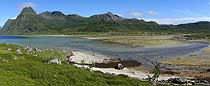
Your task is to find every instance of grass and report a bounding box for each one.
[100,36,185,48]
[162,57,202,66]
[0,43,152,86]
[162,47,210,66]
[163,57,210,66]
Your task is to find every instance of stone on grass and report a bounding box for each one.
[7,48,12,51]
[34,48,42,52]
[27,48,33,54]
[16,49,22,54]
[48,59,62,64]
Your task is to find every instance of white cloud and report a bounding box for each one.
[116,13,123,17]
[128,11,144,18]
[148,10,158,16]
[18,2,36,10]
[126,10,158,18]
[144,17,210,25]
[10,16,17,20]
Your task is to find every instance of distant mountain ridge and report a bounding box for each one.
[1,7,210,35]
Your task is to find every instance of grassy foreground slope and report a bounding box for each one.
[0,44,152,86]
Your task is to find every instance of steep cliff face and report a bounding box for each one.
[1,7,51,34]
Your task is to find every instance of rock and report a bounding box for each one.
[16,49,22,54]
[27,48,33,54]
[66,56,73,64]
[207,69,210,72]
[34,48,42,52]
[103,59,109,63]
[66,51,74,64]
[25,46,33,54]
[48,59,62,64]
[196,80,210,85]
[7,48,12,51]
[168,78,187,84]
[2,59,8,62]
[115,63,124,70]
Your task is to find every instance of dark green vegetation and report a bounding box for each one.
[184,34,210,40]
[0,43,153,86]
[2,7,210,35]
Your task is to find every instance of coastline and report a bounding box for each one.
[71,49,180,81]
[0,35,209,83]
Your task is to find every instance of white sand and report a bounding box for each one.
[71,51,111,64]
[73,64,178,81]
[91,67,178,81]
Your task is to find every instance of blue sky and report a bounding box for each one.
[0,0,210,26]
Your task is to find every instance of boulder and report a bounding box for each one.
[7,48,12,51]
[48,59,62,64]
[115,63,124,70]
[34,48,42,52]
[196,80,210,85]
[27,48,33,54]
[66,51,74,64]
[16,49,22,54]
[168,78,187,84]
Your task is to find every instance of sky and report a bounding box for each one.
[0,0,210,26]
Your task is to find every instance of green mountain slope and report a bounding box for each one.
[1,7,210,35]
[1,7,58,35]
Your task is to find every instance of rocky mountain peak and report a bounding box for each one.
[39,11,66,20]
[39,11,65,16]
[90,12,124,21]
[20,7,36,16]
[51,11,65,16]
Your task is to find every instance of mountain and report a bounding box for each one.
[1,7,210,35]
[90,12,124,21]
[1,7,58,34]
[176,21,210,33]
[39,11,66,20]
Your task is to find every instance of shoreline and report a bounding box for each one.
[71,49,180,81]
[0,35,209,83]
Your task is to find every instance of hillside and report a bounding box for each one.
[0,43,151,86]
[1,7,210,35]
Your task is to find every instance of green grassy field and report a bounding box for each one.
[0,43,154,86]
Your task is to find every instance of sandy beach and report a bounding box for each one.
[71,50,179,81]
[70,51,111,64]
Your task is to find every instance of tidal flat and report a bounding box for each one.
[87,35,186,48]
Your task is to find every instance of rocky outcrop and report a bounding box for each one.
[1,7,50,34]
[39,11,66,20]
[90,12,124,21]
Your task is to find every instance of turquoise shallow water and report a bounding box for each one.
[0,36,208,67]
